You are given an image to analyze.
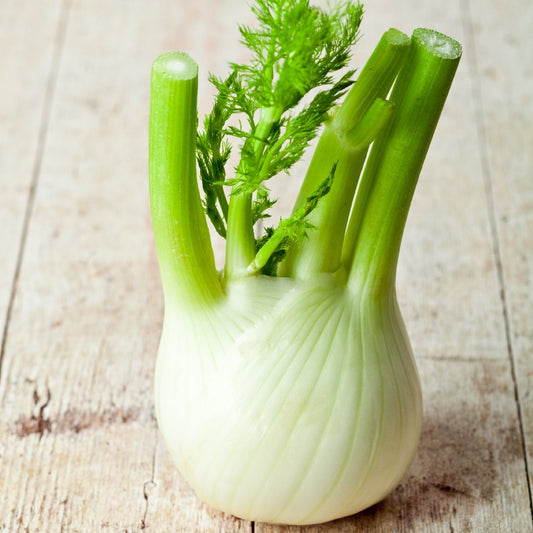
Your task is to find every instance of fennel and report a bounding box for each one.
[148,0,461,525]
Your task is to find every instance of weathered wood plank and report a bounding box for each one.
[0,0,160,527]
[0,0,63,364]
[466,0,533,499]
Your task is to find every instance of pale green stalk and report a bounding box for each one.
[149,52,222,306]
[279,29,410,279]
[347,29,462,297]
[225,107,282,280]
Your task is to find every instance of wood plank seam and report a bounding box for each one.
[0,0,72,383]
[460,0,533,521]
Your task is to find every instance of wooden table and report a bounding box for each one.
[1,0,531,531]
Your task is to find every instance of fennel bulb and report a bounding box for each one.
[155,275,422,524]
[148,0,461,525]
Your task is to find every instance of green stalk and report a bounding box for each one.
[149,52,222,306]
[347,29,462,298]
[225,107,281,280]
[333,28,411,135]
[280,29,410,279]
[246,229,286,275]
[225,193,256,280]
[216,187,229,220]
[280,100,394,279]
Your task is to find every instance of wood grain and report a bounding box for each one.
[0,0,531,531]
[467,0,533,493]
[0,0,159,528]
[0,0,63,362]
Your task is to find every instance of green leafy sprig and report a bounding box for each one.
[197,0,363,269]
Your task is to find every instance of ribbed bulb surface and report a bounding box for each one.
[154,275,422,525]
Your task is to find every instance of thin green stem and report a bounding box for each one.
[225,106,281,280]
[225,193,256,280]
[149,52,222,306]
[216,186,229,220]
[347,28,462,298]
[246,230,285,275]
[279,29,409,279]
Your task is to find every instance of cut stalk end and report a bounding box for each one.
[152,51,198,80]
[414,28,462,60]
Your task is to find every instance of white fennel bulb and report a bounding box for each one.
[154,275,422,524]
[148,3,461,525]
